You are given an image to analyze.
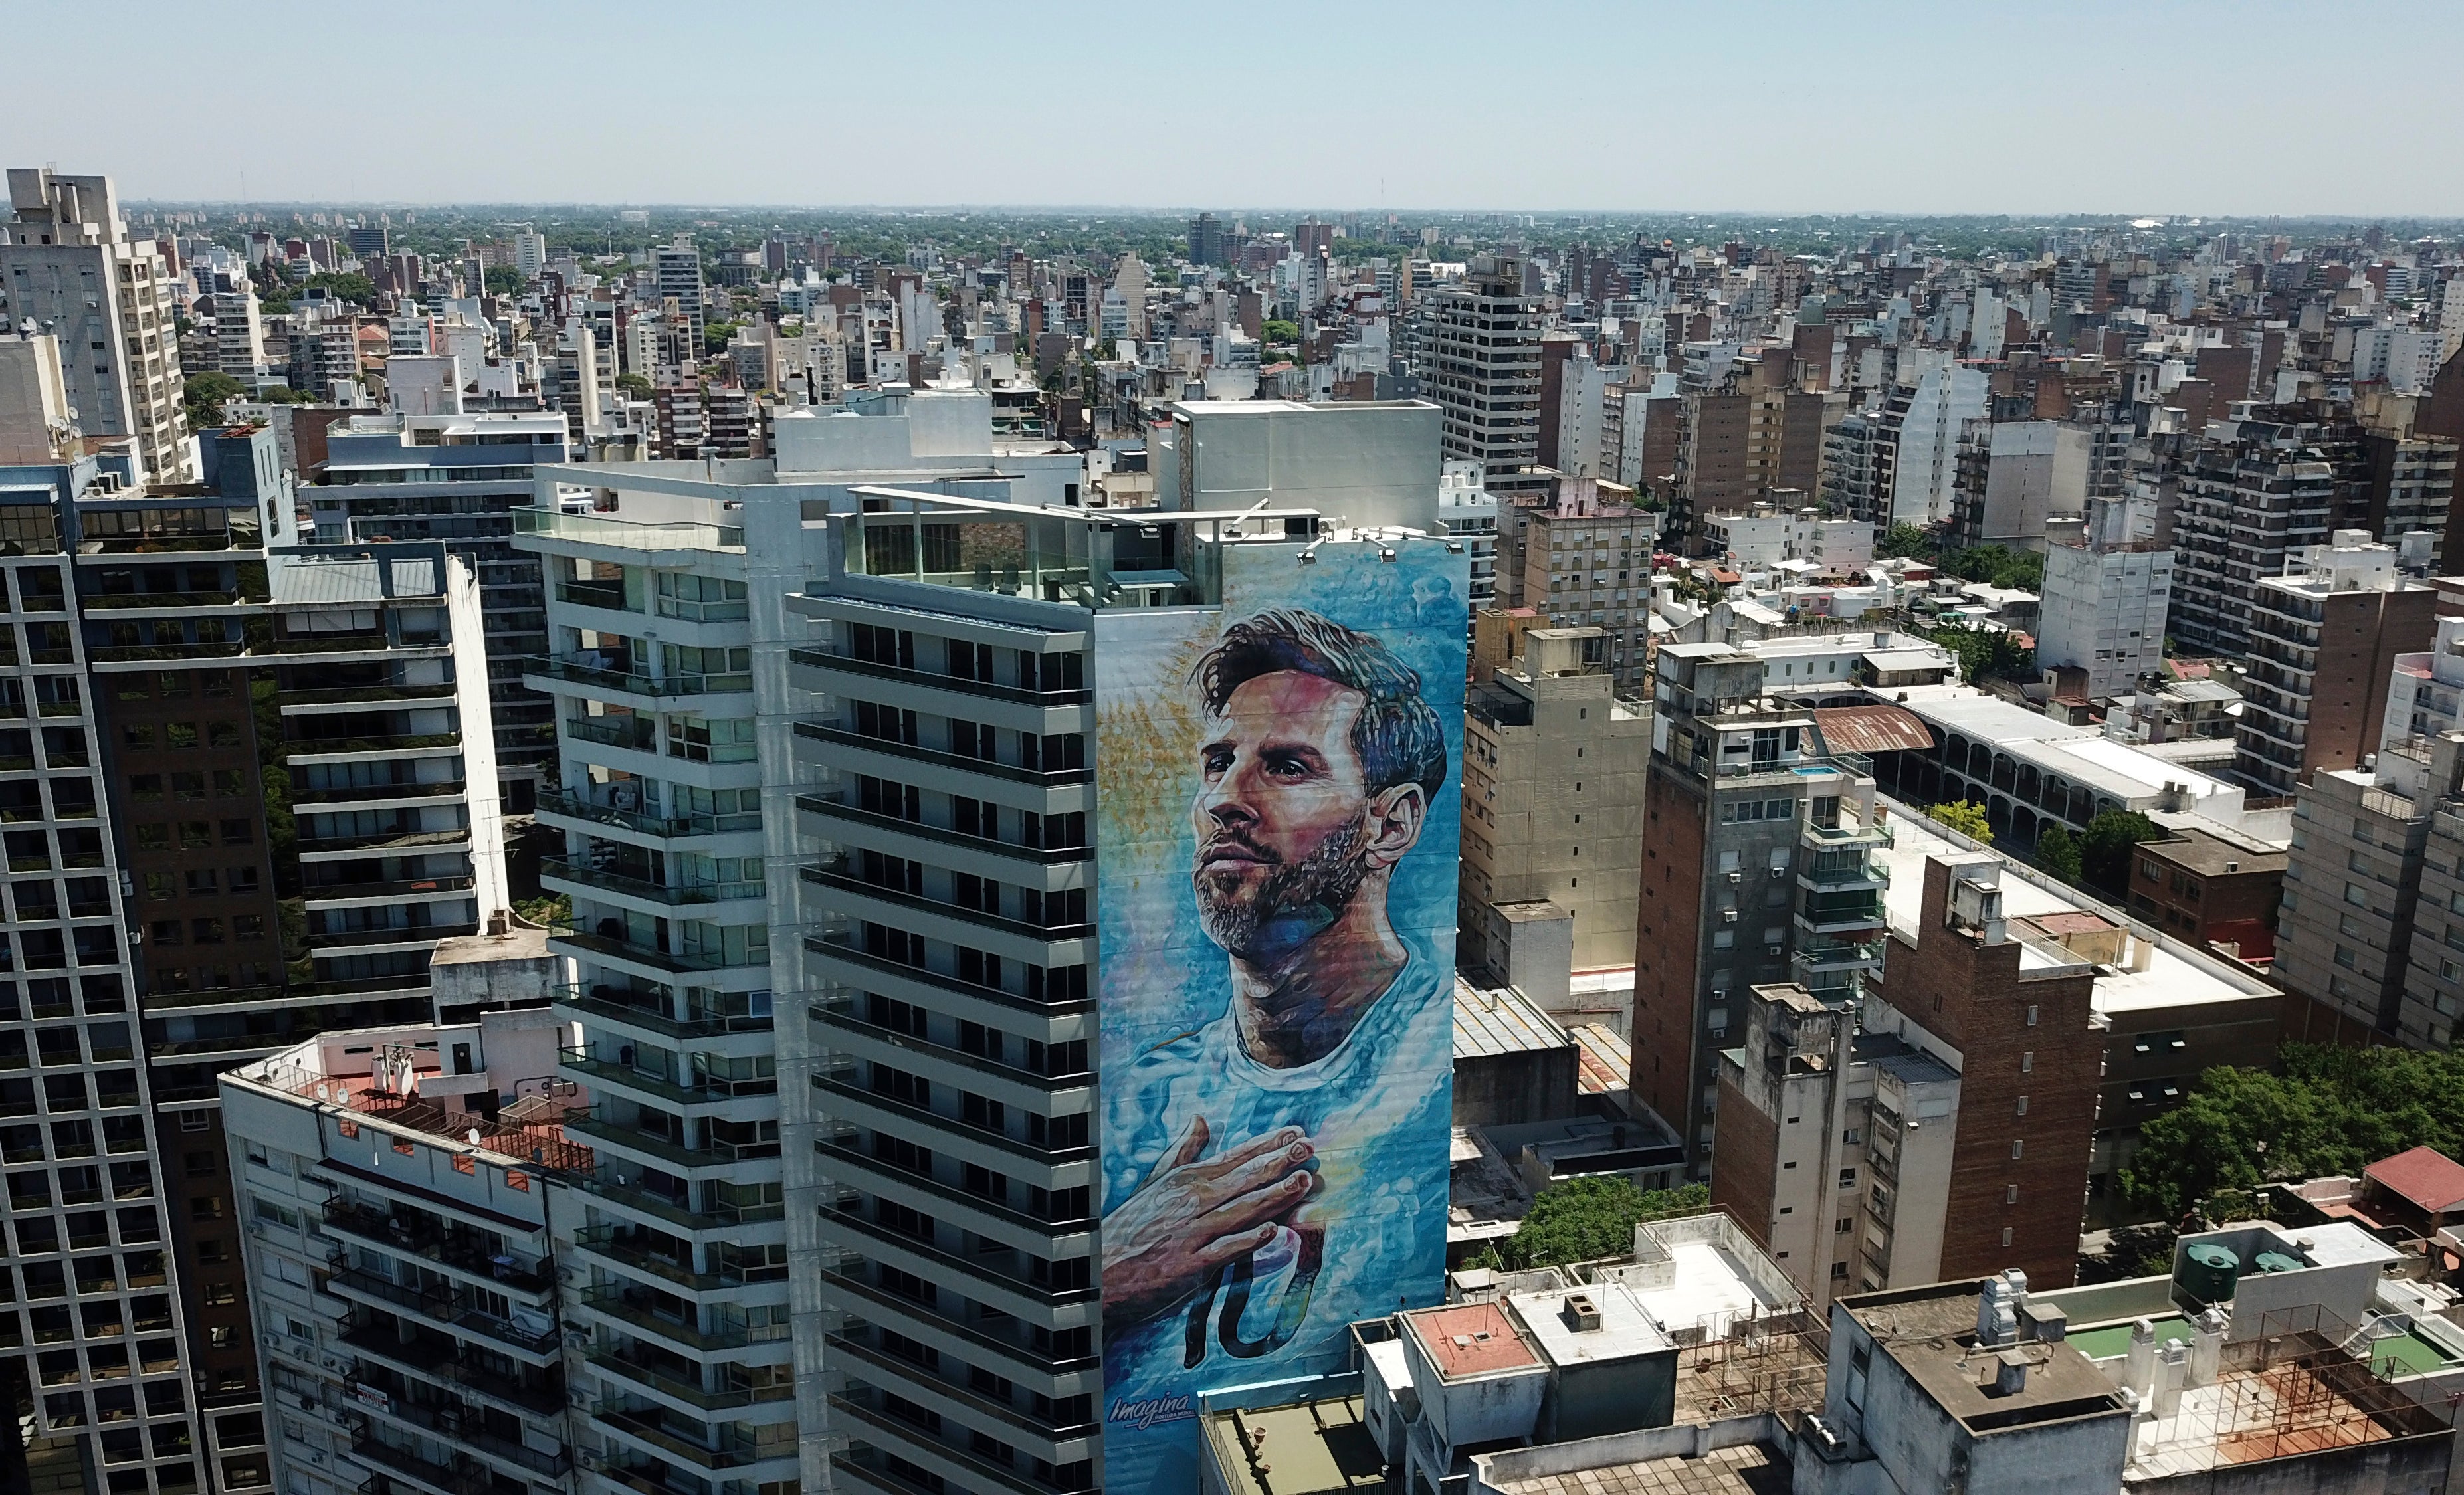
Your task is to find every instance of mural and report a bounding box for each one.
[1095,538,1467,1485]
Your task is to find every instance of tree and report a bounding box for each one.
[483,266,527,296]
[1926,799,1993,843]
[2078,809,2160,898]
[1928,623,2034,684]
[1260,318,1300,345]
[304,270,375,305]
[1879,522,1934,559]
[613,372,653,397]
[703,320,742,357]
[2119,1044,2464,1219]
[181,371,246,430]
[1477,1177,1711,1270]
[2034,824,2083,884]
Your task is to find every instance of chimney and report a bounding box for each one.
[487,909,509,937]
[1562,1293,1601,1332]
[1991,1349,2030,1397]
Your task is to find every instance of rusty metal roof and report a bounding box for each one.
[1811,704,1936,755]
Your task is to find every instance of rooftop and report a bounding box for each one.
[1485,1439,1793,1495]
[1406,1301,1542,1381]
[1843,1283,2126,1434]
[1201,1395,1386,1495]
[1455,979,1575,1060]
[2365,1146,2464,1215]
[2140,825,2287,878]
[1875,805,2275,1013]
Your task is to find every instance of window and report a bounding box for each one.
[2001,1227,2014,1247]
[2010,1139,2025,1160]
[2006,1185,2019,1204]
[1838,1169,1857,1188]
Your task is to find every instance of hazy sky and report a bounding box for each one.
[17,0,2463,217]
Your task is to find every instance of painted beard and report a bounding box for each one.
[1193,816,1372,960]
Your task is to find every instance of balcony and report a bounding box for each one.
[565,1110,781,1172]
[789,647,1089,708]
[344,1382,573,1478]
[562,715,657,751]
[286,732,462,759]
[572,1161,783,1231]
[550,925,761,976]
[560,1045,778,1106]
[577,1284,762,1352]
[522,654,750,701]
[293,779,468,809]
[591,1405,768,1472]
[803,933,1090,1019]
[558,983,773,1039]
[801,862,1090,944]
[297,826,472,858]
[324,1268,560,1359]
[320,1199,552,1295]
[814,1202,1093,1316]
[554,579,633,612]
[281,682,460,707]
[536,787,759,840]
[797,792,1089,866]
[348,1432,488,1495]
[542,860,762,907]
[588,1349,789,1412]
[340,1322,567,1419]
[1796,892,1886,934]
[513,506,744,555]
[794,720,1092,787]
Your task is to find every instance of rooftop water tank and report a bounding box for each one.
[2178,1243,2239,1305]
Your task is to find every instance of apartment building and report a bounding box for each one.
[1459,628,1647,1010]
[2233,531,2439,795]
[219,1013,585,1495]
[1514,474,1655,690]
[2170,404,2353,655]
[0,169,194,485]
[1629,645,1895,1174]
[306,412,572,803]
[514,389,1467,1492]
[1430,254,1546,500]
[1437,460,1499,609]
[652,240,706,357]
[0,458,213,1495]
[2036,494,2173,701]
[1714,809,2280,1307]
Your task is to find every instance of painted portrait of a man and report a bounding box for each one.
[1099,603,1455,1426]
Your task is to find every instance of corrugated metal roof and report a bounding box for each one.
[1451,978,1571,1060]
[1811,704,1935,755]
[1566,1023,1630,1095]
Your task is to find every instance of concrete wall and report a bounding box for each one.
[1468,1410,1782,1492]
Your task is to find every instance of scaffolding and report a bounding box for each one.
[2121,1303,2452,1482]
[1673,1304,1832,1421]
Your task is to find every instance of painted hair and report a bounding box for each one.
[1195,607,1448,799]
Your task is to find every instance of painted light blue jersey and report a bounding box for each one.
[1100,946,1453,1426]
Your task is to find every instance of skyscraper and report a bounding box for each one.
[1187,211,1225,268]
[1431,254,1547,500]
[652,237,706,358]
[0,169,195,484]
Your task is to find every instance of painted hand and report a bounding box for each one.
[1100,1114,1318,1328]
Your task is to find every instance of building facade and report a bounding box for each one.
[0,169,194,484]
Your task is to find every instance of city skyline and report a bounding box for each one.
[15,0,2463,215]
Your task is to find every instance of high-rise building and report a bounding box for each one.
[1512,474,1655,690]
[1458,627,1648,1011]
[1628,645,1894,1174]
[219,1005,587,1495]
[2170,404,2355,656]
[2233,531,2439,795]
[2036,494,2173,700]
[305,413,570,803]
[0,168,195,484]
[1188,211,1225,268]
[344,225,389,262]
[1431,254,1546,500]
[518,392,1463,1494]
[652,238,706,357]
[1885,362,1988,526]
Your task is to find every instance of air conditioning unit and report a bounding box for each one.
[1721,910,1738,923]
[247,1221,267,1237]
[262,1332,282,1349]
[1726,871,1742,884]
[1770,866,1787,878]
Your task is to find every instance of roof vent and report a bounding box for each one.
[1991,1349,2030,1397]
[1563,1293,1602,1332]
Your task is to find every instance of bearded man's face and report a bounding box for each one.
[1191,671,1376,959]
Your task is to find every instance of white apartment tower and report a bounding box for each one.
[0,168,195,484]
[2036,494,2173,700]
